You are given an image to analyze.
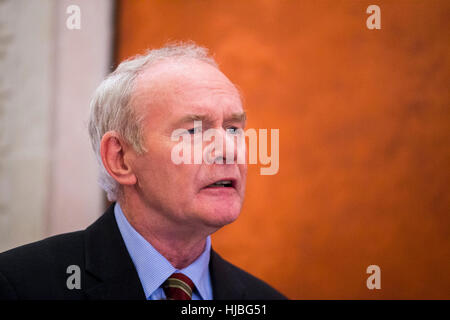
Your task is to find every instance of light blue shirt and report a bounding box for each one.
[114,203,213,300]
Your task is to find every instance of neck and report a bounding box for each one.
[118,195,209,270]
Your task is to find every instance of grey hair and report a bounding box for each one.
[88,42,218,201]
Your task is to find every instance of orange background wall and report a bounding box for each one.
[115,0,450,299]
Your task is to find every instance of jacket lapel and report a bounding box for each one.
[82,203,245,300]
[83,204,146,300]
[209,249,246,300]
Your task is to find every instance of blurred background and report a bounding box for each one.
[0,0,449,299]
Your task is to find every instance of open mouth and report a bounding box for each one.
[205,180,234,188]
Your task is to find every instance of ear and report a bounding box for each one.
[100,131,137,186]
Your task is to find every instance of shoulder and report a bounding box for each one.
[0,230,85,267]
[0,231,85,299]
[210,250,287,300]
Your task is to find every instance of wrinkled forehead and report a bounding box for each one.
[132,58,241,108]
[138,58,237,92]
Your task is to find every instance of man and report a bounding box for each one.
[0,43,286,300]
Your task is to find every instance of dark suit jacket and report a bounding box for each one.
[0,204,286,300]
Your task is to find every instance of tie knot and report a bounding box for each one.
[163,273,195,300]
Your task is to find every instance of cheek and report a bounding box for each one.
[239,164,248,181]
[238,164,248,196]
[136,159,199,213]
[170,164,200,191]
[134,142,175,192]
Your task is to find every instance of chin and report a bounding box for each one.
[200,205,242,229]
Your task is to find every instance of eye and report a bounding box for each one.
[226,126,240,135]
[187,127,202,134]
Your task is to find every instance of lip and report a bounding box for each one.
[200,177,238,191]
[199,186,237,197]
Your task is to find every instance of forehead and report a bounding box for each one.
[132,59,243,120]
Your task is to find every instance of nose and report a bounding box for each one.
[203,128,245,164]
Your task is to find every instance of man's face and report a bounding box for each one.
[129,60,247,232]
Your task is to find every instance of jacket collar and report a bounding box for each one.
[83,203,245,300]
[209,249,246,300]
[83,203,146,300]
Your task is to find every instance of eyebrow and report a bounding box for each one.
[175,112,247,127]
[226,112,247,123]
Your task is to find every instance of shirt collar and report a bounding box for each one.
[114,203,212,299]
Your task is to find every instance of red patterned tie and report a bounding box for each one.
[163,273,195,300]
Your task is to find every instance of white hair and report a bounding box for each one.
[88,42,218,201]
